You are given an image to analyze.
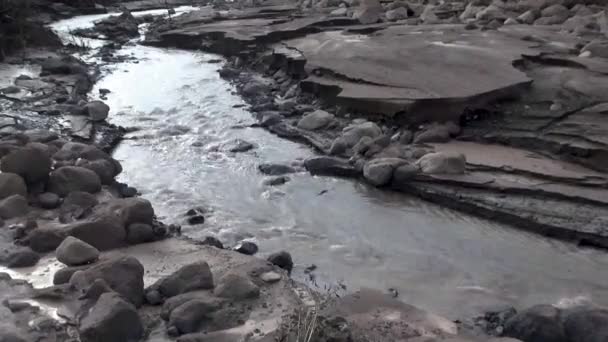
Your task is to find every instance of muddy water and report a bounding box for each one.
[50,10,608,319]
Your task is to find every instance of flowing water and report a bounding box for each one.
[50,9,608,319]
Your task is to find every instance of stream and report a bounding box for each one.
[50,8,608,320]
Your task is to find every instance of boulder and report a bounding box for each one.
[476,5,507,20]
[304,157,360,177]
[26,228,66,253]
[363,158,406,186]
[541,4,568,17]
[79,292,143,342]
[0,173,26,199]
[214,273,260,300]
[53,265,90,285]
[297,110,334,131]
[126,223,155,244]
[0,147,52,183]
[386,7,408,21]
[160,291,221,320]
[150,262,214,299]
[353,0,383,24]
[0,195,28,219]
[341,121,382,147]
[392,164,420,185]
[63,191,99,209]
[503,305,567,342]
[169,299,220,335]
[53,142,112,162]
[267,251,293,273]
[72,256,144,307]
[5,249,40,268]
[38,192,61,209]
[75,159,117,184]
[235,241,258,255]
[119,198,155,225]
[258,163,296,175]
[329,137,348,155]
[414,125,451,144]
[56,236,99,266]
[48,166,102,196]
[81,278,113,301]
[84,101,110,121]
[416,152,466,174]
[67,215,126,251]
[563,308,608,342]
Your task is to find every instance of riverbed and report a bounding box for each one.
[50,9,608,320]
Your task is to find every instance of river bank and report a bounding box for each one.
[0,0,607,341]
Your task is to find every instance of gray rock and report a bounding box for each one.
[267,251,293,273]
[26,228,66,253]
[476,5,507,20]
[460,3,484,21]
[5,249,40,268]
[504,305,566,342]
[214,273,260,300]
[235,241,258,255]
[126,223,155,244]
[518,9,539,24]
[67,215,126,251]
[160,291,220,320]
[151,262,214,299]
[37,192,61,209]
[169,299,220,334]
[263,176,290,186]
[260,271,281,283]
[53,265,90,285]
[1,147,52,183]
[353,0,383,24]
[259,111,283,127]
[63,191,98,209]
[392,164,420,185]
[341,121,382,147]
[258,163,296,176]
[330,7,348,16]
[534,15,567,25]
[541,4,568,18]
[363,158,405,186]
[75,159,117,185]
[563,307,608,342]
[386,7,408,21]
[304,157,359,177]
[0,173,26,200]
[52,142,112,162]
[420,5,440,23]
[0,195,28,219]
[84,101,110,121]
[80,278,112,301]
[72,256,145,307]
[414,125,451,144]
[224,139,255,153]
[329,137,348,155]
[79,292,143,342]
[416,152,466,174]
[56,236,99,266]
[297,110,335,130]
[48,166,102,196]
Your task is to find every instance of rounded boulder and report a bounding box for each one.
[56,236,100,266]
[48,166,102,196]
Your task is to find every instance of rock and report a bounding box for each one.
[421,5,440,23]
[504,17,518,25]
[81,278,112,301]
[187,215,205,225]
[241,80,270,97]
[259,111,283,127]
[72,256,144,307]
[92,11,140,41]
[37,192,61,209]
[79,292,143,342]
[414,125,451,144]
[53,142,112,163]
[416,152,466,174]
[329,137,347,155]
[503,305,566,342]
[0,173,26,200]
[0,195,28,219]
[53,265,90,285]
[341,121,382,147]
[160,291,220,320]
[534,14,567,25]
[235,241,258,255]
[0,323,26,342]
[84,101,110,121]
[5,249,40,268]
[297,110,335,130]
[267,251,293,273]
[214,273,260,300]
[63,191,98,210]
[26,228,66,253]
[330,7,348,16]
[67,215,126,251]
[126,223,155,244]
[386,7,408,21]
[392,164,420,185]
[260,271,281,283]
[582,40,608,58]
[304,157,359,177]
[48,166,102,196]
[258,163,296,175]
[263,176,290,186]
[563,307,608,342]
[476,5,506,20]
[151,262,214,299]
[75,159,117,185]
[199,236,223,249]
[541,4,568,17]
[169,299,220,334]
[224,139,254,153]
[1,147,52,183]
[56,236,99,266]
[353,0,383,24]
[363,158,405,186]
[460,3,484,21]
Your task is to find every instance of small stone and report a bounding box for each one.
[38,192,61,209]
[235,241,258,255]
[260,271,281,283]
[187,215,205,225]
[267,251,294,273]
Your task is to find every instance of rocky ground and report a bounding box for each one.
[0,0,607,341]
